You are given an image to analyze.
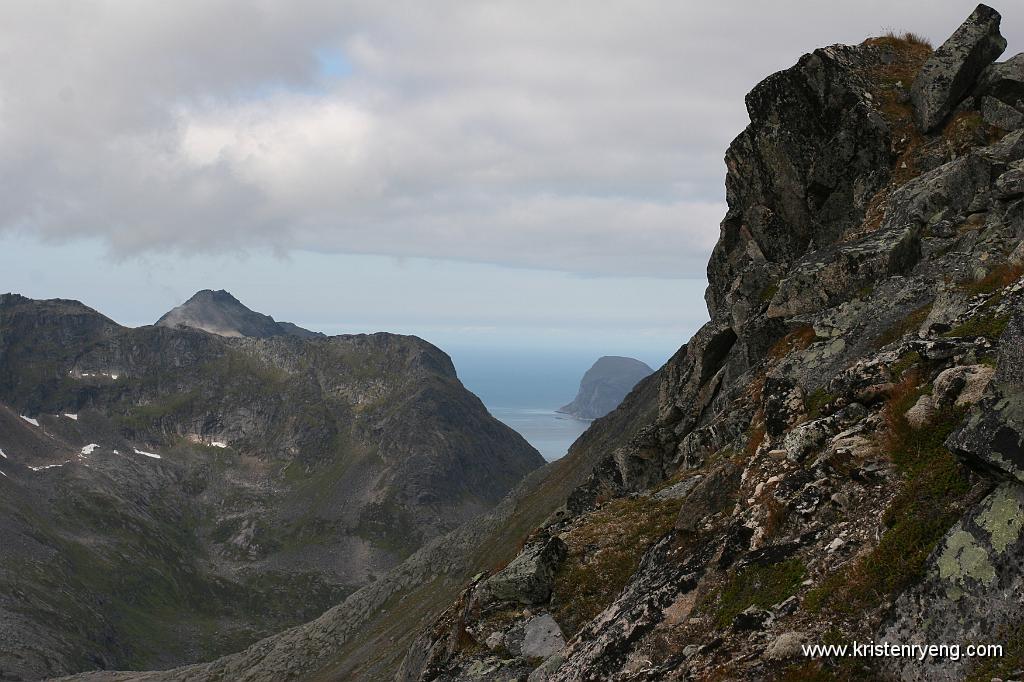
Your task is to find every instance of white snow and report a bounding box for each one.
[0,470,7,478]
[81,444,99,455]
[29,463,65,471]
[210,441,228,448]
[63,413,79,420]
[20,416,39,427]
[110,374,119,380]
[133,448,161,459]
[0,448,7,459]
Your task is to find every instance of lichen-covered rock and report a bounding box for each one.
[706,43,892,322]
[982,95,1024,130]
[910,3,1007,132]
[478,534,569,606]
[947,312,1024,482]
[878,482,1024,681]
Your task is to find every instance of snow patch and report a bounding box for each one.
[29,463,65,471]
[210,441,228,448]
[133,448,161,459]
[0,470,7,478]
[81,444,99,455]
[20,416,39,427]
[0,448,7,459]
[63,413,79,420]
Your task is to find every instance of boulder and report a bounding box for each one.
[975,52,1024,106]
[478,534,568,606]
[911,4,1007,133]
[946,312,1024,482]
[764,631,807,661]
[981,95,1024,131]
[521,614,566,660]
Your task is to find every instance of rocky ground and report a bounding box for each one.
[0,294,543,680]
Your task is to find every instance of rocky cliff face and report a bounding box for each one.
[391,5,1024,681]
[0,293,543,680]
[155,289,322,338]
[46,5,1024,682]
[558,357,654,420]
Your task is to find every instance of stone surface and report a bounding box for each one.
[764,631,807,661]
[910,4,1007,132]
[982,94,1024,130]
[947,312,1024,482]
[478,534,569,606]
[521,614,566,659]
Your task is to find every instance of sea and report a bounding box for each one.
[449,347,641,462]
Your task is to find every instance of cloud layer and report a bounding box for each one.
[0,1,1018,277]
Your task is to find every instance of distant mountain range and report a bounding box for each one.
[557,356,654,419]
[0,290,542,680]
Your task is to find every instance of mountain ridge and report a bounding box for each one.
[155,289,323,339]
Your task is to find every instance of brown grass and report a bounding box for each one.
[961,262,1024,297]
[768,325,818,362]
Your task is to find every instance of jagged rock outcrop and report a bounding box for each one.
[395,7,1024,682]
[155,289,322,338]
[558,356,654,420]
[0,293,543,680]
[911,4,1007,133]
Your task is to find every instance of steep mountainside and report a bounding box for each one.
[393,5,1024,681]
[558,356,654,420]
[0,293,543,680]
[155,289,323,338]
[51,4,1024,682]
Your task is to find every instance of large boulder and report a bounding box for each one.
[478,534,568,606]
[946,311,1024,481]
[975,52,1024,107]
[910,4,1007,133]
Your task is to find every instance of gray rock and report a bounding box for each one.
[527,653,565,682]
[996,163,1024,199]
[478,534,568,606]
[975,52,1024,106]
[879,482,1024,681]
[764,631,807,661]
[982,95,1024,131]
[933,364,995,408]
[521,614,566,660]
[947,312,1024,482]
[911,4,1007,133]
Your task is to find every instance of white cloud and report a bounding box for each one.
[0,1,1019,277]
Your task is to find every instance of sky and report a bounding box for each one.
[1,0,1021,371]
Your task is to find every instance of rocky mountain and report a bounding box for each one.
[557,356,654,420]
[43,4,1024,682]
[0,292,543,680]
[155,289,323,339]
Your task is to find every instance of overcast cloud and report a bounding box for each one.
[0,1,1021,279]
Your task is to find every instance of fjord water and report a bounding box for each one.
[450,348,609,461]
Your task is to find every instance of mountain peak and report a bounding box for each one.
[558,355,654,420]
[156,290,322,339]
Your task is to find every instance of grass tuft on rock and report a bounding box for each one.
[698,558,805,629]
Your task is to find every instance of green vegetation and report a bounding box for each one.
[551,495,683,636]
[697,558,805,628]
[889,350,921,379]
[804,373,971,615]
[804,387,836,420]
[943,313,1011,339]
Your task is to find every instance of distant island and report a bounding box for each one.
[557,356,654,420]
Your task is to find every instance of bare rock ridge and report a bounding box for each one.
[44,4,1024,682]
[0,292,543,680]
[557,356,654,420]
[155,289,323,338]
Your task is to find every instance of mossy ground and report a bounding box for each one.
[697,558,805,629]
[804,372,972,619]
[550,495,683,636]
